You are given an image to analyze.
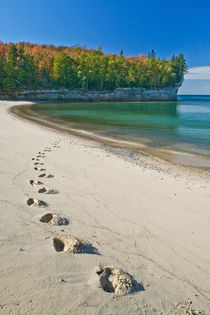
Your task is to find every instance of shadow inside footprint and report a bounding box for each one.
[54,237,65,252]
[96,266,144,295]
[27,198,35,206]
[29,180,43,186]
[53,236,98,254]
[26,198,48,207]
[38,173,54,178]
[34,167,46,171]
[38,187,58,194]
[38,187,48,193]
[40,213,69,225]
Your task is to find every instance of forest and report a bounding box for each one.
[0,42,187,93]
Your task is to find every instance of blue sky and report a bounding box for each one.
[0,0,210,94]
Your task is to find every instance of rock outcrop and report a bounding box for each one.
[1,85,181,101]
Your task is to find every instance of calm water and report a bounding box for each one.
[25,95,210,166]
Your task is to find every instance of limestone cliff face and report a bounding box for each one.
[2,86,180,101]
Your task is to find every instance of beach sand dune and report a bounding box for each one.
[0,101,210,314]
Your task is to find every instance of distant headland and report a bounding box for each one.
[0,42,187,101]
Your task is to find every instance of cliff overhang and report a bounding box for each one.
[0,85,181,102]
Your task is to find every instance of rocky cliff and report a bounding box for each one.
[1,86,180,101]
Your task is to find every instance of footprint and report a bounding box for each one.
[29,180,43,186]
[38,173,46,178]
[26,198,48,207]
[95,266,137,295]
[32,158,35,161]
[53,236,96,254]
[37,155,42,158]
[34,162,44,166]
[40,213,69,225]
[38,173,54,178]
[38,187,47,193]
[34,167,46,171]
[38,187,58,194]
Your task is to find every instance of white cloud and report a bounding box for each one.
[185,66,210,80]
[178,78,210,95]
[203,85,210,90]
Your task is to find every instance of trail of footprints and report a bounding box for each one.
[26,140,140,295]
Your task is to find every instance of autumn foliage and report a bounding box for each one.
[0,41,187,93]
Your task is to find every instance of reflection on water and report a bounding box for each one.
[30,101,179,130]
[24,95,210,167]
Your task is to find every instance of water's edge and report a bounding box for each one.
[11,103,210,170]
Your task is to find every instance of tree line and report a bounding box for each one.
[0,42,187,93]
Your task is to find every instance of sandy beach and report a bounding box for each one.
[0,100,210,314]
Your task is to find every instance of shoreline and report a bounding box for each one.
[12,102,210,177]
[1,100,210,314]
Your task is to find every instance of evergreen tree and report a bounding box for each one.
[0,57,5,90]
[151,49,156,59]
[8,44,18,66]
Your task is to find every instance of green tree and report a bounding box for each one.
[2,62,19,92]
[0,41,187,93]
[0,55,5,90]
[52,53,75,88]
[8,44,18,66]
[171,53,188,84]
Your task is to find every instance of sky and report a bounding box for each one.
[0,0,210,94]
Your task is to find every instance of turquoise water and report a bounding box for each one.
[27,95,210,166]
